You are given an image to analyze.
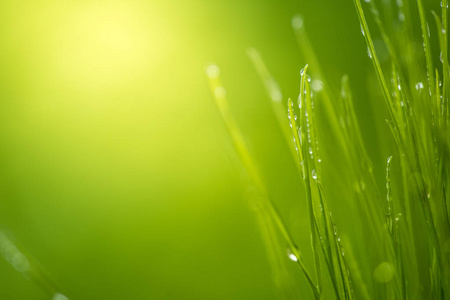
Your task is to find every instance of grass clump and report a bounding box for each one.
[207,0,450,299]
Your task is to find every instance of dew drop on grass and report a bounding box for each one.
[360,25,365,36]
[206,64,220,79]
[367,47,373,59]
[300,66,306,76]
[364,0,370,3]
[311,169,317,180]
[291,15,304,30]
[415,82,424,91]
[373,262,395,283]
[53,293,69,300]
[311,80,323,92]
[287,248,298,262]
[398,11,405,22]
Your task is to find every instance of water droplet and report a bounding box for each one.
[398,11,405,22]
[291,15,304,30]
[364,0,370,3]
[415,82,424,91]
[206,64,220,79]
[300,66,307,76]
[311,80,323,92]
[367,47,373,59]
[287,248,298,262]
[397,84,401,91]
[311,169,317,180]
[373,262,395,283]
[360,25,365,36]
[396,0,403,7]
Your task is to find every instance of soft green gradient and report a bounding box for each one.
[0,0,437,299]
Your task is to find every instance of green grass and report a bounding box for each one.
[207,1,450,299]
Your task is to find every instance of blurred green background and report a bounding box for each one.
[0,0,431,299]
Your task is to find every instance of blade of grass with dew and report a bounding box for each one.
[355,0,450,297]
[417,0,436,96]
[316,181,354,300]
[206,64,320,300]
[297,65,323,294]
[386,156,393,235]
[291,15,353,163]
[300,66,355,299]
